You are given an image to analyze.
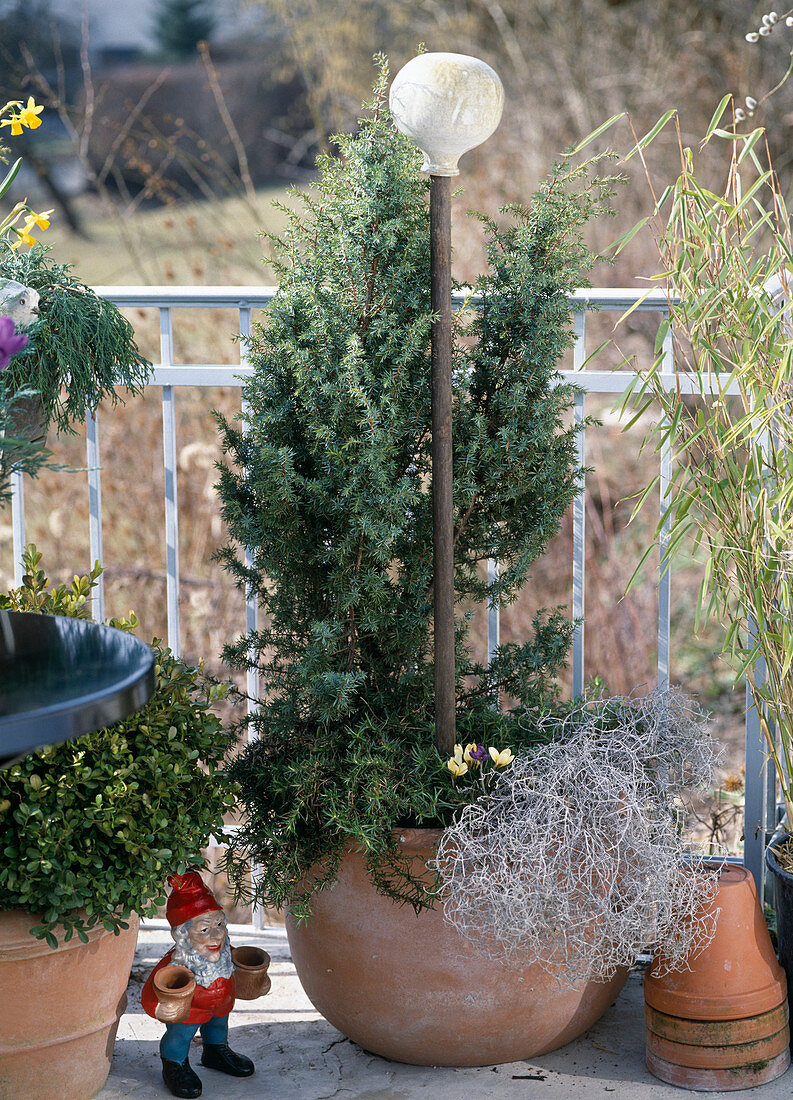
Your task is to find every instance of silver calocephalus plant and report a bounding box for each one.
[434,688,722,987]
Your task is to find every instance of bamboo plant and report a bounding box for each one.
[617,101,793,824]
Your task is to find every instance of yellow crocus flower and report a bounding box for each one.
[488,746,514,768]
[447,757,468,778]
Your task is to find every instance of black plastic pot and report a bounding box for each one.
[765,828,793,1017]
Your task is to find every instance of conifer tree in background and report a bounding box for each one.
[215,60,616,916]
[152,0,215,59]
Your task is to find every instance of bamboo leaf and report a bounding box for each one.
[569,113,626,155]
[625,541,658,593]
[654,184,675,213]
[621,395,655,433]
[627,476,661,524]
[608,217,649,257]
[615,288,656,325]
[0,157,21,199]
[653,317,671,356]
[737,128,767,165]
[704,95,732,141]
[580,339,611,369]
[725,172,773,225]
[623,110,678,160]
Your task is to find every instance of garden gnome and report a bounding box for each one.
[142,871,254,1098]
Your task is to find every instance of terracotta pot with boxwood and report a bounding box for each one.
[0,548,238,1099]
[0,911,140,1100]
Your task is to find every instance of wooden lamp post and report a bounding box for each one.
[389,53,503,755]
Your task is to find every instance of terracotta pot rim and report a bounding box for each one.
[646,1045,790,1089]
[645,1024,791,1069]
[645,1001,789,1045]
[0,910,138,961]
[153,964,196,995]
[336,827,445,860]
[231,945,271,972]
[644,986,787,1020]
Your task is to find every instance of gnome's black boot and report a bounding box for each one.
[200,1043,255,1077]
[161,1056,202,1098]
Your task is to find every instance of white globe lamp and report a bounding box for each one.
[389,52,504,176]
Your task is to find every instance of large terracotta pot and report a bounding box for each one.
[285,828,628,1066]
[0,910,139,1100]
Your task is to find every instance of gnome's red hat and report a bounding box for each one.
[166,871,223,929]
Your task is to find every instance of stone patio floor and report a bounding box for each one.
[98,922,792,1100]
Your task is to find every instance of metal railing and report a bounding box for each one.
[7,286,775,902]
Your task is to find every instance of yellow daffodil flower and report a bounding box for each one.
[447,757,468,778]
[24,208,52,232]
[0,115,23,136]
[11,227,36,250]
[17,97,43,130]
[489,746,514,768]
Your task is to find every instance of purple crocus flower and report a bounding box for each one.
[469,743,488,763]
[0,315,28,370]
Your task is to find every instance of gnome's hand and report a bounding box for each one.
[152,964,196,1024]
[155,998,188,1024]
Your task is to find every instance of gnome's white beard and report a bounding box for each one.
[171,923,235,987]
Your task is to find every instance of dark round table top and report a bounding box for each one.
[0,610,156,770]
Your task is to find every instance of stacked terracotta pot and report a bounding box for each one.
[644,863,790,1091]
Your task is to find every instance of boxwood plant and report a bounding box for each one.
[0,546,238,946]
[215,60,617,920]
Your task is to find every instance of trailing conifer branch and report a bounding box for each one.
[0,243,151,434]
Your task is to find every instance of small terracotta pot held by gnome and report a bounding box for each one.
[644,862,790,1091]
[231,945,272,1000]
[153,964,196,1023]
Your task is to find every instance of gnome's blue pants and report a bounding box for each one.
[160,1014,228,1063]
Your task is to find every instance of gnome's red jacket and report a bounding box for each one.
[141,949,236,1025]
